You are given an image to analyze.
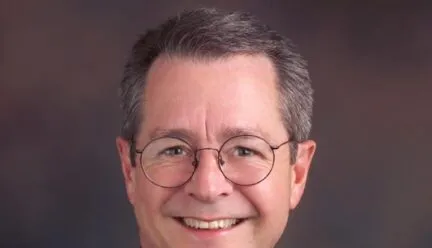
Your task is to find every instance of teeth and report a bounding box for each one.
[182,218,240,229]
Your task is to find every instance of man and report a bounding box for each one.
[116,8,316,248]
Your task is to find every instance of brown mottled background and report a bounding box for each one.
[2,1,431,248]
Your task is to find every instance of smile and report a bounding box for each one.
[175,217,245,230]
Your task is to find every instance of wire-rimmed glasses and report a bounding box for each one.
[135,135,293,188]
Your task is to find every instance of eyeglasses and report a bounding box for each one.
[135,135,294,188]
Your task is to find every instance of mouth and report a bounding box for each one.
[174,217,246,230]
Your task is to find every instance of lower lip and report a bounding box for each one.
[175,218,245,239]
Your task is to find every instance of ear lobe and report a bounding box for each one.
[289,140,316,209]
[116,137,136,204]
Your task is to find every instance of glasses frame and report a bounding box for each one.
[134,135,295,188]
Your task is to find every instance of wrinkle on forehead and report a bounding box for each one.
[140,54,286,147]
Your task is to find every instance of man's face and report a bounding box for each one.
[117,55,316,248]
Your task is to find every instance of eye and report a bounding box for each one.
[234,147,256,157]
[161,146,186,156]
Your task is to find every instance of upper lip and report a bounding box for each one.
[174,216,246,221]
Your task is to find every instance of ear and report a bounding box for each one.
[116,137,137,205]
[289,140,316,209]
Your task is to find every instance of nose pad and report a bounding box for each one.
[218,155,225,166]
[194,148,222,167]
[185,148,234,202]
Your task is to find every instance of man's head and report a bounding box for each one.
[116,8,316,248]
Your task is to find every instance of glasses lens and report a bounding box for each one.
[140,137,195,187]
[220,136,274,185]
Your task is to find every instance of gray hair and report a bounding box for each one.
[119,8,313,164]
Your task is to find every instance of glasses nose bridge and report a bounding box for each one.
[194,147,222,166]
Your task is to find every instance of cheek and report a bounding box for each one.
[133,174,172,227]
[242,161,291,236]
[257,161,291,210]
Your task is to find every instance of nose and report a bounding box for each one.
[184,148,234,202]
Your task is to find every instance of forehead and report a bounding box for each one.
[140,54,286,144]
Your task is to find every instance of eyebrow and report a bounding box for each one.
[147,127,197,142]
[147,125,273,145]
[218,125,271,142]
